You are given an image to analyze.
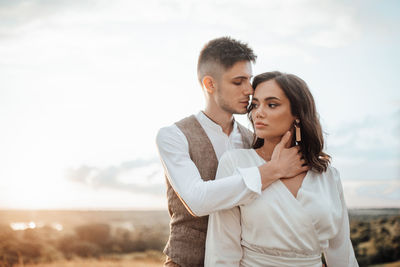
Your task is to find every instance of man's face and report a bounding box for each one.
[214,60,253,115]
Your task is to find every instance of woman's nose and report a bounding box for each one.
[254,106,265,118]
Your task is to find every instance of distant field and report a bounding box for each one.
[370,261,400,267]
[14,259,400,267]
[1,208,398,228]
[10,251,166,267]
[16,259,163,267]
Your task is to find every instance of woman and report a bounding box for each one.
[205,71,358,267]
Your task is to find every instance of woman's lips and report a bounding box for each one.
[254,122,268,128]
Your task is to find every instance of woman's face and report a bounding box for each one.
[251,79,296,141]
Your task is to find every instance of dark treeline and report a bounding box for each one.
[350,215,399,266]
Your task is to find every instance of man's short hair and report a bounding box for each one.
[197,36,257,84]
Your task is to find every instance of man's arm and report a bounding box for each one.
[156,126,306,217]
[156,125,261,216]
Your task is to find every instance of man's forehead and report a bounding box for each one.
[223,61,253,78]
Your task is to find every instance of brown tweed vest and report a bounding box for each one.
[163,114,253,267]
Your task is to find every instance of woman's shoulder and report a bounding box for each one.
[312,165,343,192]
[320,164,340,177]
[327,165,341,183]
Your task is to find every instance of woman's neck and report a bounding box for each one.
[257,137,281,161]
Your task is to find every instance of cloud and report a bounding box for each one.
[327,109,400,180]
[329,109,400,156]
[304,15,360,48]
[1,0,398,210]
[0,0,362,49]
[66,158,165,195]
[343,179,400,208]
[0,0,373,78]
[0,0,95,39]
[356,181,400,200]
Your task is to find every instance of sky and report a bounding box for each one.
[0,0,399,210]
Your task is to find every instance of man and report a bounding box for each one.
[156,37,307,267]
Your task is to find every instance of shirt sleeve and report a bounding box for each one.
[324,168,359,267]
[156,125,261,217]
[205,153,243,267]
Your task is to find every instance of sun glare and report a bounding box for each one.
[10,221,36,231]
[10,221,63,231]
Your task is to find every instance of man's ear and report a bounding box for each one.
[202,76,216,94]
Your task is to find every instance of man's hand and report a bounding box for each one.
[258,131,308,190]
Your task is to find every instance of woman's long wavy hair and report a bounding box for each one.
[248,71,330,173]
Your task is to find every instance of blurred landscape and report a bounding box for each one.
[0,209,399,267]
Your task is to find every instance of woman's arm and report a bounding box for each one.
[324,168,359,267]
[205,151,243,267]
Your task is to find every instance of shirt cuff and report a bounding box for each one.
[237,167,262,196]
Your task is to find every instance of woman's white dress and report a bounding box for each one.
[205,149,358,267]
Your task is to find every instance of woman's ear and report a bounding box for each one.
[202,76,215,94]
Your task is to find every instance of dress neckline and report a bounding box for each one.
[250,148,310,201]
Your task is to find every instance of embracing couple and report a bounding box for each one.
[156,37,358,267]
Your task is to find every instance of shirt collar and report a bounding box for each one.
[196,111,238,134]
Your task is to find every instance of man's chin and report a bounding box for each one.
[223,106,248,115]
[234,107,248,115]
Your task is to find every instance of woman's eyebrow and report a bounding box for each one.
[264,96,280,101]
[252,96,280,102]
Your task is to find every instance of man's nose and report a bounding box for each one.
[243,82,253,96]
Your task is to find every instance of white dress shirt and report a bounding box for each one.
[156,111,262,216]
[205,149,358,267]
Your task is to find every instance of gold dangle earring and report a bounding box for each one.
[294,119,301,142]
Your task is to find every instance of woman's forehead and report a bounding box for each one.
[254,80,286,99]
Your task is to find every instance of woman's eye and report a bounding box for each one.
[268,103,278,108]
[250,103,258,108]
